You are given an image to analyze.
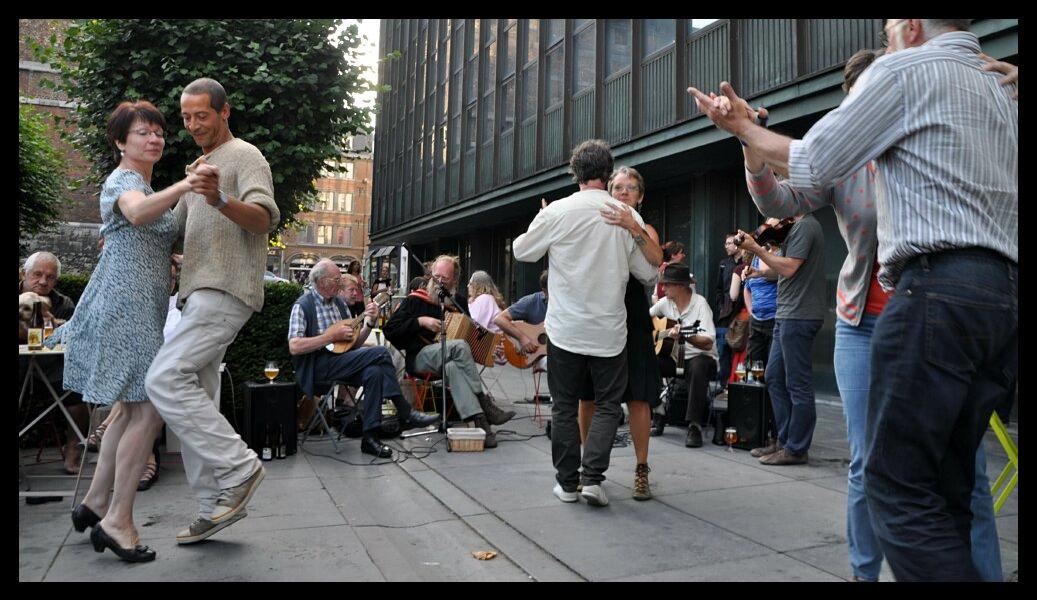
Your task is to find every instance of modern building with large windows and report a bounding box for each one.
[370,18,1017,394]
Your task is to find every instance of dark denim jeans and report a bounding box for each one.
[715,326,732,385]
[865,248,1017,582]
[766,318,823,455]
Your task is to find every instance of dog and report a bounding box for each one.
[19,292,61,342]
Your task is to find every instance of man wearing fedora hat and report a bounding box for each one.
[650,264,719,448]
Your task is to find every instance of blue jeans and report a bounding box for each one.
[836,314,1003,581]
[865,249,1017,581]
[766,318,823,454]
[716,326,731,385]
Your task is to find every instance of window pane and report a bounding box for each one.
[469,20,479,58]
[345,193,354,212]
[500,79,515,133]
[605,20,631,77]
[503,25,517,76]
[642,19,675,56]
[547,19,564,46]
[483,40,496,93]
[545,47,563,107]
[526,20,539,64]
[484,19,496,42]
[317,226,327,245]
[345,162,354,179]
[522,64,537,120]
[450,73,461,113]
[450,115,460,160]
[343,227,352,247]
[573,18,592,31]
[467,57,478,102]
[453,23,464,66]
[482,91,495,142]
[337,227,346,245]
[573,26,595,94]
[688,19,719,35]
[467,105,478,151]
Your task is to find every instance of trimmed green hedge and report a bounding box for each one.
[55,273,90,304]
[220,281,304,428]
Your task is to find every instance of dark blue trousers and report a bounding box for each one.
[316,346,409,433]
[766,318,823,454]
[865,248,1017,582]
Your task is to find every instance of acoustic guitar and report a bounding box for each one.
[324,292,394,354]
[502,321,549,369]
[652,317,704,358]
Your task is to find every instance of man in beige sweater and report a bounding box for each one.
[145,78,280,545]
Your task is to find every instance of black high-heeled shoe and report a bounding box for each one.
[137,445,160,492]
[71,504,101,532]
[90,523,156,563]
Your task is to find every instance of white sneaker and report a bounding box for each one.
[176,510,248,545]
[580,484,609,507]
[553,483,579,503]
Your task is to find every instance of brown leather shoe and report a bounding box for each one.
[750,439,781,458]
[477,393,515,426]
[759,448,808,465]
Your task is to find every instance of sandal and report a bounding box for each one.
[137,446,160,491]
[86,422,108,453]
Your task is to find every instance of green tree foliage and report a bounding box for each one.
[33,19,374,235]
[19,105,69,250]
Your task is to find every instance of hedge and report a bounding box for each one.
[55,273,90,304]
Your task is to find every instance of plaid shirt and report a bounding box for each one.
[287,288,351,341]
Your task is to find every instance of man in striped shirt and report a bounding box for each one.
[689,19,1017,582]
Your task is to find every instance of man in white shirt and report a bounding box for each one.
[512,139,656,507]
[649,264,719,448]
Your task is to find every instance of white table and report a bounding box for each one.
[18,344,88,507]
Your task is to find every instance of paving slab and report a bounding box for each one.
[786,542,895,582]
[604,449,794,497]
[407,468,488,518]
[660,480,847,553]
[497,497,772,581]
[19,500,74,582]
[351,519,530,581]
[461,513,584,582]
[44,524,382,582]
[431,460,568,513]
[605,552,846,582]
[322,470,457,527]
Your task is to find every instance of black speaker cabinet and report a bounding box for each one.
[243,381,298,456]
[664,378,690,426]
[726,382,775,450]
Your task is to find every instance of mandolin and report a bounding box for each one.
[737,217,795,247]
[502,321,549,369]
[324,292,394,354]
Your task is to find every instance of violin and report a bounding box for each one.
[736,217,795,247]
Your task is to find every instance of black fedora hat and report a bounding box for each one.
[660,263,695,285]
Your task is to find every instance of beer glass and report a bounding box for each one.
[264,361,279,383]
[734,361,747,382]
[751,360,764,383]
[724,427,738,452]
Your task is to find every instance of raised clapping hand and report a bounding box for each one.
[687,82,759,136]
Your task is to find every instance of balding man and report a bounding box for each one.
[289,259,438,458]
[19,251,87,476]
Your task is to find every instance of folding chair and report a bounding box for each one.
[989,412,1018,514]
[299,380,364,454]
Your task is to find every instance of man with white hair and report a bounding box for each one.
[19,251,86,477]
[689,19,1017,581]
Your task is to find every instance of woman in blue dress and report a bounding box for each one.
[50,100,209,562]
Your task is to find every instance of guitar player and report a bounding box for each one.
[493,269,549,374]
[382,255,516,449]
[649,263,719,448]
[288,259,439,458]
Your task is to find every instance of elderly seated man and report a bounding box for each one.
[289,259,439,458]
[18,251,88,476]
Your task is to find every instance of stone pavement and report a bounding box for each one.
[19,364,1018,582]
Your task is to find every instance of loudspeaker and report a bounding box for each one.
[725,382,775,450]
[664,378,690,426]
[244,381,298,456]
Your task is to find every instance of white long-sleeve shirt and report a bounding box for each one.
[512,188,657,357]
[649,294,718,365]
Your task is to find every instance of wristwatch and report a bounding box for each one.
[213,190,230,210]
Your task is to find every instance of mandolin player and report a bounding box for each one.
[382,255,515,449]
[288,259,439,458]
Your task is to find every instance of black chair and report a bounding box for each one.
[299,380,364,454]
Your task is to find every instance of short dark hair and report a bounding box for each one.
[106,100,167,159]
[842,48,884,93]
[569,139,614,185]
[408,276,429,292]
[539,269,548,291]
[662,241,686,263]
[183,78,229,112]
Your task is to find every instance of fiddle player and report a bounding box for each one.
[382,255,514,448]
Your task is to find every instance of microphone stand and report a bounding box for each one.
[436,285,451,434]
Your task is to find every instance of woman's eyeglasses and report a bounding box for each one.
[612,184,641,193]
